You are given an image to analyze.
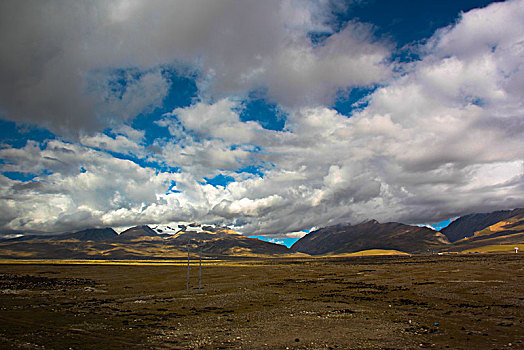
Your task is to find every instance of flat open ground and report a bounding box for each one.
[0,255,522,349]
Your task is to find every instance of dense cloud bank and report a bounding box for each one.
[0,0,523,235]
[0,0,390,134]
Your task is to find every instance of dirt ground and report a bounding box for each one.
[0,254,522,349]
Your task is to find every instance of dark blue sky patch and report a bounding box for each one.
[330,0,500,47]
[102,128,117,139]
[131,68,198,146]
[390,47,423,65]
[2,171,37,182]
[153,163,181,174]
[132,115,172,146]
[240,93,286,131]
[166,180,181,194]
[105,68,139,101]
[333,86,376,116]
[236,165,265,178]
[160,68,199,113]
[308,32,333,47]
[468,96,485,107]
[204,174,236,188]
[0,119,55,148]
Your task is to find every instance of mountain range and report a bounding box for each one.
[0,208,522,259]
[0,223,291,259]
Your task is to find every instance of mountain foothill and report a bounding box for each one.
[0,208,522,259]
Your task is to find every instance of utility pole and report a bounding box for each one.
[198,245,202,293]
[186,243,190,296]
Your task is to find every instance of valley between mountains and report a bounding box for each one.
[1,208,522,260]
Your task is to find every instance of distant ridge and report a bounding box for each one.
[0,227,117,242]
[441,208,524,242]
[291,220,449,255]
[444,209,524,251]
[117,225,160,238]
[51,227,118,241]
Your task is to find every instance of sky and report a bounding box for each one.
[1,0,523,242]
